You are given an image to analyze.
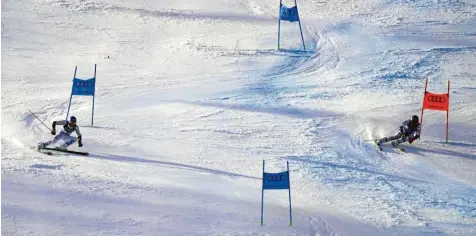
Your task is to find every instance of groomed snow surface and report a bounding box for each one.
[2,0,475,235]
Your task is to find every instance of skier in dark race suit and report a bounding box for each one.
[377,115,421,148]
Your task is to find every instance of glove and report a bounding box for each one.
[409,135,419,144]
[51,121,56,135]
[78,141,83,147]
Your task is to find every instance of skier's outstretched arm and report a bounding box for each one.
[400,120,411,133]
[408,125,421,144]
[75,127,83,147]
[51,120,67,135]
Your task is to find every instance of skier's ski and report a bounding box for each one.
[40,147,89,156]
[32,145,52,155]
[373,140,383,151]
[39,150,53,155]
[391,142,405,152]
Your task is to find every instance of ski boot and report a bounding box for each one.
[375,137,388,146]
[56,143,68,151]
[37,142,45,151]
[391,141,405,152]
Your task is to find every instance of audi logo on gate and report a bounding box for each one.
[267,174,286,182]
[76,81,94,88]
[427,96,446,103]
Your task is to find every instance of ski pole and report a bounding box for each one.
[28,109,52,132]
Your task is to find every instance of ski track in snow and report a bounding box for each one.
[2,0,476,235]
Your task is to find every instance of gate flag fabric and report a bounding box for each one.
[280,5,299,22]
[422,92,449,111]
[72,77,96,96]
[263,172,290,189]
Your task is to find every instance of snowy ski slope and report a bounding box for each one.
[2,0,476,235]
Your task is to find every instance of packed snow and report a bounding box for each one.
[2,0,475,235]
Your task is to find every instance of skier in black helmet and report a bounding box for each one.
[38,116,83,150]
[376,115,421,148]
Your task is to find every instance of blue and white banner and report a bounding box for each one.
[280,5,299,22]
[263,171,290,190]
[72,78,96,96]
